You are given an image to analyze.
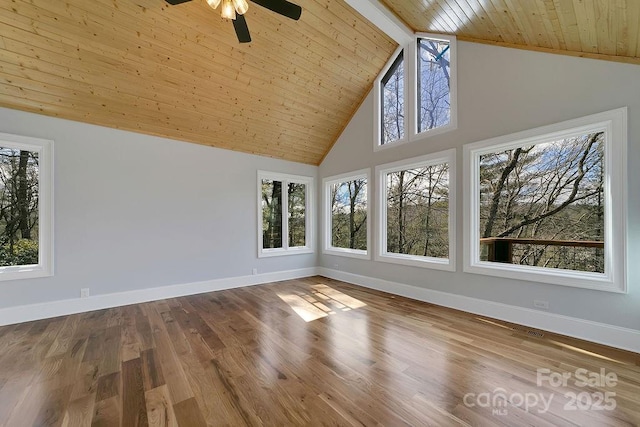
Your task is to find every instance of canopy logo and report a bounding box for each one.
[463,388,552,416]
[462,368,618,416]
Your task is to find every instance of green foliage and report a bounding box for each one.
[0,147,40,266]
[288,182,306,247]
[262,179,283,249]
[262,179,307,249]
[0,239,38,266]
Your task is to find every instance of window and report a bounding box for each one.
[376,149,456,270]
[463,108,627,292]
[374,34,456,151]
[380,50,405,145]
[322,170,370,259]
[417,37,452,133]
[0,132,53,281]
[258,171,313,257]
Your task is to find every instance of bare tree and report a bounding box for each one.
[386,164,449,258]
[0,148,39,266]
[479,132,605,271]
[418,40,451,132]
[382,56,404,144]
[262,180,282,249]
[331,179,367,250]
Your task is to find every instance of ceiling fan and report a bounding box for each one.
[165,0,302,43]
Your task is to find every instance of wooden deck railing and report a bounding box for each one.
[480,237,604,264]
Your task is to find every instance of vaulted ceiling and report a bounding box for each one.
[0,0,396,165]
[381,0,640,65]
[0,0,638,165]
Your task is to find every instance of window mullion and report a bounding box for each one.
[380,172,388,256]
[304,183,311,249]
[407,39,417,139]
[282,179,289,250]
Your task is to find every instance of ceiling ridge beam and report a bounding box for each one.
[342,0,413,45]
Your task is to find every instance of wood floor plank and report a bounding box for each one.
[0,374,34,423]
[0,276,638,426]
[3,383,46,427]
[145,306,194,405]
[121,358,148,427]
[172,398,207,427]
[61,393,96,427]
[121,309,142,363]
[145,385,177,427]
[91,395,120,427]
[95,372,120,402]
[69,361,99,402]
[141,349,165,392]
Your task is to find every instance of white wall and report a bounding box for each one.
[320,41,640,331]
[0,107,317,309]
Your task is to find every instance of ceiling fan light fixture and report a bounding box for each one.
[220,0,236,19]
[206,0,221,9]
[232,0,249,15]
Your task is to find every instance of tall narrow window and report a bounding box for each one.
[417,37,451,133]
[0,133,53,281]
[376,149,456,270]
[464,108,627,292]
[258,172,313,257]
[323,170,369,259]
[261,179,283,249]
[288,182,306,247]
[381,50,405,145]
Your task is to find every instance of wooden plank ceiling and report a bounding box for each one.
[2,1,638,165]
[380,0,640,66]
[0,0,397,165]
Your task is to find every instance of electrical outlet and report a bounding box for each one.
[533,300,549,310]
[80,288,90,298]
[252,268,258,275]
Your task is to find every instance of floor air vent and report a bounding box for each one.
[513,326,545,338]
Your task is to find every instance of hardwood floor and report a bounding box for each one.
[0,276,638,426]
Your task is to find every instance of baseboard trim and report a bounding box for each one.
[318,267,640,354]
[0,267,317,326]
[3,267,638,354]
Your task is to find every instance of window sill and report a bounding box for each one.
[323,247,370,260]
[376,252,454,271]
[374,137,408,152]
[258,247,314,258]
[374,122,457,152]
[463,261,625,294]
[0,265,53,282]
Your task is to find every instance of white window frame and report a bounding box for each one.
[322,169,371,260]
[375,149,456,270]
[411,33,457,140]
[374,46,407,149]
[374,33,457,152]
[257,171,314,258]
[463,108,627,293]
[0,132,54,281]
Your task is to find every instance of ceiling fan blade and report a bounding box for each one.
[250,0,302,20]
[232,15,252,43]
[164,0,192,4]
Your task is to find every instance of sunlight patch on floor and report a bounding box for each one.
[547,340,621,363]
[311,284,367,309]
[277,283,366,322]
[476,317,512,330]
